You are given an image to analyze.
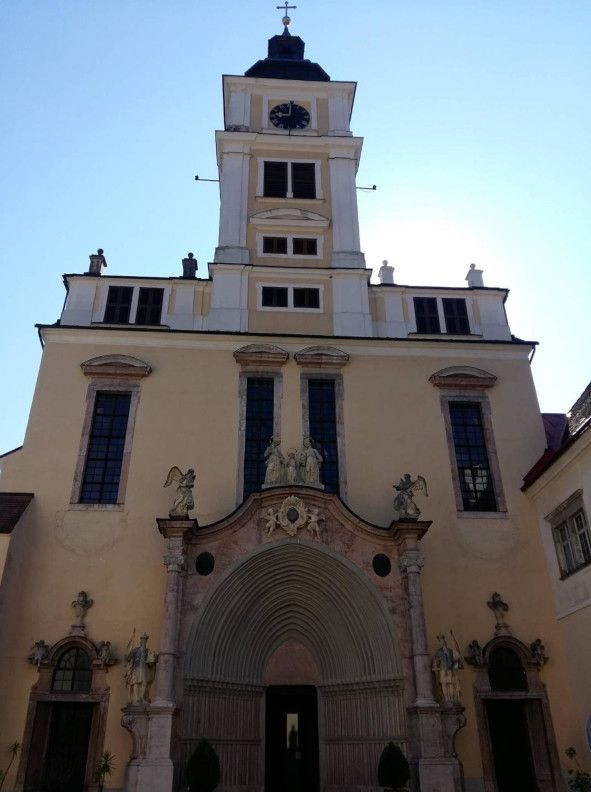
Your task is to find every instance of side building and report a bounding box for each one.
[0,20,583,792]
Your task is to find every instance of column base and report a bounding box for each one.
[121,702,175,792]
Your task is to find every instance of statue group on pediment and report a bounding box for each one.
[263,437,324,488]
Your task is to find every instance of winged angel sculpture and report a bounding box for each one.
[393,473,428,520]
[163,466,196,518]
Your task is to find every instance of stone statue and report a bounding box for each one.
[124,632,158,705]
[306,506,324,538]
[393,473,428,519]
[487,592,510,633]
[466,639,484,667]
[301,437,323,485]
[263,506,279,536]
[97,640,116,666]
[164,466,196,518]
[529,638,548,666]
[432,634,463,704]
[29,640,50,667]
[286,449,299,484]
[264,437,285,486]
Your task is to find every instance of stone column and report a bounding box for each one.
[393,521,465,792]
[153,518,194,704]
[394,524,436,707]
[122,517,195,792]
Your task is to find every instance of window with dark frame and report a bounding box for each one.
[262,161,316,199]
[308,380,339,493]
[293,288,320,309]
[263,161,288,197]
[443,298,470,334]
[292,237,318,256]
[261,286,289,307]
[554,507,591,577]
[449,402,497,511]
[52,648,92,693]
[79,392,131,504]
[292,163,316,198]
[243,378,274,499]
[263,237,288,255]
[104,286,133,324]
[414,297,441,333]
[136,287,164,325]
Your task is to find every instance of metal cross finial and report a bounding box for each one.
[277,1,296,26]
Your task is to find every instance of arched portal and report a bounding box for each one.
[182,541,405,792]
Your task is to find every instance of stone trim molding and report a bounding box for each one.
[295,345,350,368]
[545,488,584,523]
[249,207,329,228]
[300,371,348,499]
[438,390,507,515]
[236,370,283,504]
[233,343,289,367]
[429,365,497,389]
[80,354,152,378]
[70,380,142,506]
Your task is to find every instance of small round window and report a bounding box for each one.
[52,648,92,693]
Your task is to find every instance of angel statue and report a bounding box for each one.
[164,466,196,518]
[393,473,428,520]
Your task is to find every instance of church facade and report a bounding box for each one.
[0,19,584,792]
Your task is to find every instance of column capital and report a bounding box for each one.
[156,517,197,541]
[391,520,432,553]
[399,549,425,576]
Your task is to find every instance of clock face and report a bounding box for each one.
[269,102,310,130]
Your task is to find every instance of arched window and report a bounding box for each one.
[52,647,92,693]
[488,646,528,692]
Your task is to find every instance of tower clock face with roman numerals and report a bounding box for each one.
[269,101,310,130]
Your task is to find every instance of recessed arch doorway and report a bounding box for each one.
[182,541,405,791]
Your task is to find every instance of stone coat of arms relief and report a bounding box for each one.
[261,495,325,538]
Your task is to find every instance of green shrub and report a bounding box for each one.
[565,748,591,792]
[378,742,410,790]
[186,739,220,792]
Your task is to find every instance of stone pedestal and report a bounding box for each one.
[121,703,175,792]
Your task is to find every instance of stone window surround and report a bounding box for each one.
[256,157,324,200]
[236,359,285,505]
[15,635,111,792]
[546,490,591,579]
[300,371,348,500]
[70,357,150,509]
[431,368,507,516]
[256,231,324,260]
[256,282,324,313]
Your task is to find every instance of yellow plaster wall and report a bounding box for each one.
[0,330,581,786]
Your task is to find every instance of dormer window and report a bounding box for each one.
[413,296,471,335]
[260,159,321,199]
[103,286,164,325]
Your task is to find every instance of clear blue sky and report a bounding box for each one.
[1,1,589,453]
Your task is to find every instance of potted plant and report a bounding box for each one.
[565,748,591,792]
[378,742,410,792]
[94,750,116,792]
[186,739,220,792]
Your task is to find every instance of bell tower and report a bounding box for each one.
[214,16,365,270]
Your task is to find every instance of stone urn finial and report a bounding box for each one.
[71,590,94,635]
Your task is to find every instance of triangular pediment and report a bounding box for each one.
[249,208,329,228]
